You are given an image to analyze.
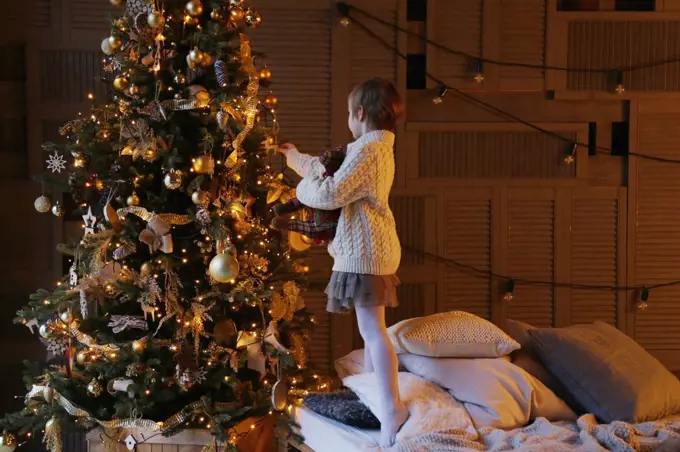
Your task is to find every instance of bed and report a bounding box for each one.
[284,405,680,452]
[279,314,680,452]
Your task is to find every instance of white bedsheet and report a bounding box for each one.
[293,406,381,451]
[293,406,680,452]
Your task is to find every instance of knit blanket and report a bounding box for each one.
[386,414,680,452]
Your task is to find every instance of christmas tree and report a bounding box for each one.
[0,0,326,449]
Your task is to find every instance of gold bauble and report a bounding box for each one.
[230,6,244,21]
[101,38,114,56]
[210,8,221,20]
[132,339,146,353]
[192,154,215,174]
[141,52,155,67]
[186,0,203,16]
[289,232,311,252]
[189,48,204,64]
[113,76,129,91]
[108,35,123,49]
[264,93,278,107]
[191,190,210,205]
[87,378,103,397]
[39,323,55,339]
[140,261,153,275]
[0,432,17,448]
[110,0,125,5]
[34,195,52,213]
[163,170,183,190]
[128,83,140,96]
[147,11,164,27]
[174,73,187,85]
[200,53,213,67]
[209,250,240,283]
[76,350,88,364]
[127,193,141,206]
[51,202,64,217]
[245,9,261,27]
[59,311,73,325]
[229,0,243,5]
[187,84,211,107]
[259,66,272,80]
[143,148,157,162]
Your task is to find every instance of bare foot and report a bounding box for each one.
[380,402,409,448]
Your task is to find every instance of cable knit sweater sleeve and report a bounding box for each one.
[285,148,326,179]
[295,143,379,211]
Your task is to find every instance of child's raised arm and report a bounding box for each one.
[279,143,326,179]
[295,142,379,211]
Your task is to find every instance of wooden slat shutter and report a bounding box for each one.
[349,0,398,86]
[565,19,680,92]
[569,188,625,326]
[250,3,332,154]
[440,190,493,320]
[631,103,680,370]
[507,189,555,327]
[498,0,546,90]
[427,0,483,88]
[418,131,576,179]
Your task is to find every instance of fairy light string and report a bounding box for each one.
[337,2,680,165]
[335,5,678,306]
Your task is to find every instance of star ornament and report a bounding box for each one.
[82,206,97,235]
[46,151,67,173]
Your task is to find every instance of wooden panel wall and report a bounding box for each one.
[8,0,680,383]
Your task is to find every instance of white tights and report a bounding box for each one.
[355,306,408,447]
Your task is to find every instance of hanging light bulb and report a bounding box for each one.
[636,287,649,310]
[474,59,484,84]
[503,279,515,302]
[564,143,577,165]
[615,71,625,95]
[336,1,351,26]
[432,85,448,104]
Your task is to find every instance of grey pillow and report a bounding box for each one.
[304,391,380,429]
[506,320,583,413]
[528,321,680,423]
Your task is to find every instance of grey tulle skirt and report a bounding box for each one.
[325,271,401,314]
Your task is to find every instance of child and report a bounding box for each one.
[270,143,347,243]
[278,78,407,447]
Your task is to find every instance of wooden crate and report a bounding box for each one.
[86,416,278,452]
[86,428,216,452]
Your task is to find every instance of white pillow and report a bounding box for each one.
[388,311,520,358]
[399,354,576,430]
[343,372,477,441]
[334,348,365,379]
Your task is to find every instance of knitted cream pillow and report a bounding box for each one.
[388,311,520,358]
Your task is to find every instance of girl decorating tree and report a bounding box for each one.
[278,78,408,447]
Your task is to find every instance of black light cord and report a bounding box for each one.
[341,11,680,293]
[341,4,680,164]
[343,2,680,75]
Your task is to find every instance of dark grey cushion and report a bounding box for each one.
[506,319,582,412]
[304,391,380,429]
[528,321,680,423]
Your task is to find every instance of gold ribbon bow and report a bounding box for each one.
[139,217,173,253]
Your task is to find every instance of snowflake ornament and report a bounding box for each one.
[46,151,67,173]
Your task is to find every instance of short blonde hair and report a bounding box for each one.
[349,78,403,131]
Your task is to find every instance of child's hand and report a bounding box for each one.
[278,143,296,156]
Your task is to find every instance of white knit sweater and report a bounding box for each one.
[286,130,401,275]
